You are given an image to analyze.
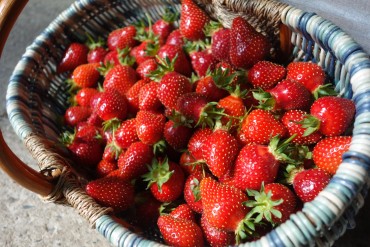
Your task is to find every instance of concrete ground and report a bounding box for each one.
[0,1,370,247]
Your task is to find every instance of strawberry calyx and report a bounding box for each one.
[244,183,283,226]
[184,38,210,54]
[102,118,121,133]
[118,47,136,67]
[161,7,179,24]
[234,215,256,244]
[297,114,321,137]
[105,140,123,160]
[142,157,174,192]
[153,139,168,156]
[196,101,227,128]
[252,88,276,111]
[60,129,76,146]
[167,110,194,128]
[312,83,338,100]
[268,135,301,164]
[211,67,241,90]
[97,61,115,76]
[85,32,106,50]
[148,55,177,81]
[204,20,224,37]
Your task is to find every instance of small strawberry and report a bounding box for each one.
[229,17,271,69]
[114,118,139,149]
[75,122,102,144]
[202,129,239,178]
[188,48,218,77]
[200,214,236,247]
[163,120,193,151]
[136,58,158,79]
[130,41,159,65]
[96,159,118,178]
[107,25,138,51]
[195,68,231,102]
[96,89,128,121]
[67,63,101,91]
[74,87,99,107]
[85,34,108,64]
[143,157,185,202]
[125,78,149,115]
[165,29,185,47]
[313,136,351,175]
[86,176,135,212]
[239,109,287,145]
[64,106,91,127]
[117,141,154,180]
[153,8,178,41]
[57,42,88,73]
[253,78,313,112]
[187,127,213,160]
[103,64,138,96]
[63,137,103,168]
[180,0,210,41]
[136,110,166,145]
[248,61,286,90]
[217,86,247,128]
[169,204,196,222]
[157,214,204,247]
[293,168,331,202]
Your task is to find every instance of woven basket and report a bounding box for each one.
[1,0,370,246]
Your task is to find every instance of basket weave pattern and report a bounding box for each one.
[5,0,370,246]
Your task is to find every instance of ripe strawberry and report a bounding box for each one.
[135,110,166,145]
[163,120,193,151]
[157,214,204,247]
[293,168,331,202]
[138,81,162,111]
[184,171,209,214]
[189,49,218,77]
[67,140,103,168]
[103,64,138,96]
[96,89,128,121]
[157,71,192,111]
[166,29,185,47]
[170,204,196,222]
[96,159,118,178]
[117,141,154,180]
[75,122,102,144]
[239,109,287,145]
[74,87,99,107]
[195,75,229,102]
[253,78,313,111]
[86,176,135,212]
[286,61,336,98]
[143,157,185,202]
[188,127,213,160]
[202,129,239,178]
[57,42,88,73]
[200,177,251,238]
[217,88,247,128]
[134,191,162,227]
[157,44,192,77]
[229,17,270,69]
[130,40,159,65]
[180,0,210,41]
[313,136,351,175]
[248,61,286,90]
[282,110,322,145]
[209,25,231,62]
[136,58,158,79]
[200,214,236,247]
[102,142,121,162]
[114,118,139,149]
[107,25,138,51]
[86,34,108,64]
[179,151,204,175]
[64,106,91,127]
[125,79,149,115]
[303,96,355,137]
[68,63,101,90]
[245,183,296,225]
[153,8,178,41]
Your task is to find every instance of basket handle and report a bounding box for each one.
[0,0,53,196]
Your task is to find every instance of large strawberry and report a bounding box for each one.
[107,25,138,51]
[180,0,210,41]
[86,176,135,212]
[114,118,139,149]
[96,89,128,121]
[135,110,166,145]
[143,157,185,202]
[163,120,193,151]
[202,129,239,178]
[103,64,138,96]
[187,127,213,161]
[157,44,192,77]
[248,60,286,90]
[229,17,270,69]
[57,42,88,73]
[157,214,204,247]
[312,136,351,175]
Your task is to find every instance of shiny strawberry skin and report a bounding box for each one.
[136,58,158,79]
[64,106,91,127]
[138,81,162,111]
[96,159,118,178]
[177,92,209,124]
[57,42,88,73]
[312,136,351,175]
[71,63,101,88]
[211,28,231,62]
[75,87,99,107]
[107,25,138,50]
[170,204,196,222]
[218,94,246,128]
[180,0,210,41]
[157,44,192,77]
[166,29,185,47]
[179,151,204,175]
[188,127,213,160]
[96,89,128,121]
[184,171,208,214]
[103,64,138,96]
[248,61,286,90]
[68,141,103,168]
[189,49,218,77]
[114,118,139,149]
[86,176,135,212]
[87,46,108,64]
[125,79,149,115]
[200,213,236,247]
[163,120,193,151]
[195,76,228,102]
[135,110,166,145]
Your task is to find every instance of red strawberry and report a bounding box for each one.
[166,29,185,47]
[189,49,218,77]
[202,129,239,178]
[102,142,122,162]
[157,44,192,77]
[67,140,103,168]
[229,17,270,69]
[248,61,286,90]
[136,58,158,79]
[293,168,331,202]
[245,183,296,225]
[170,204,196,222]
[239,109,287,145]
[157,214,204,247]
[68,63,101,90]
[195,75,229,102]
[143,157,185,202]
[163,120,193,151]
[217,89,247,128]
[75,122,102,144]
[157,71,193,111]
[303,96,356,137]
[188,127,213,160]
[153,8,178,41]
[138,81,162,111]
[134,191,162,227]
[210,26,231,62]
[282,110,323,145]
[103,64,138,96]
[114,118,139,149]
[179,151,204,175]
[313,136,351,175]
[96,89,128,121]
[200,214,236,247]
[184,171,208,214]
[180,0,210,41]
[96,159,118,178]
[286,61,335,98]
[86,176,135,212]
[86,34,108,64]
[130,41,159,65]
[117,141,154,180]
[253,78,313,111]
[200,177,251,238]
[125,78,149,115]
[74,87,99,107]
[135,110,166,145]
[57,42,88,73]
[107,25,138,51]
[64,106,91,127]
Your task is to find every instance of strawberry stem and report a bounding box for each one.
[142,157,174,192]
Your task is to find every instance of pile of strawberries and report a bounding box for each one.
[56,0,356,246]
